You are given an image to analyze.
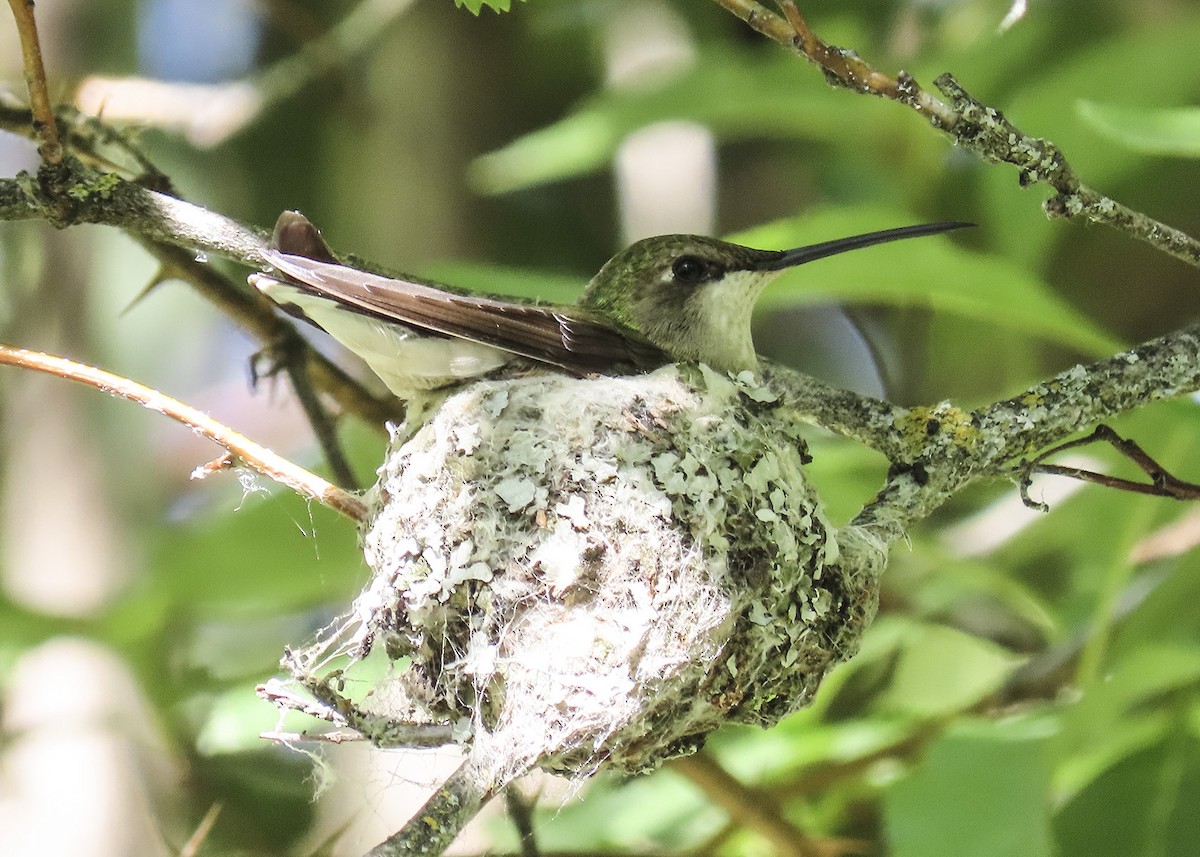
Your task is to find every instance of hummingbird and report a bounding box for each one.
[251,212,969,399]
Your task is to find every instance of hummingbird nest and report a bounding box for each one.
[274,364,886,783]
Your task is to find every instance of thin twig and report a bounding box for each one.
[1017,424,1200,510]
[138,239,401,429]
[671,751,820,857]
[0,101,173,189]
[773,1,908,103]
[0,342,368,523]
[257,678,456,748]
[712,0,799,46]
[178,804,223,857]
[281,353,361,490]
[847,323,1200,546]
[251,332,362,491]
[6,0,61,164]
[0,114,400,450]
[504,783,541,857]
[976,328,1200,469]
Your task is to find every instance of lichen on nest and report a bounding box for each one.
[282,363,886,778]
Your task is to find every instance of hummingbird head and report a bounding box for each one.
[580,222,970,373]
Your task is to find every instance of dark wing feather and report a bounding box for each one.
[263,250,670,375]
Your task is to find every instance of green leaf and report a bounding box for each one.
[469,50,883,195]
[714,715,917,780]
[1115,533,1200,651]
[1055,728,1200,857]
[885,716,1058,857]
[453,0,517,14]
[523,768,723,851]
[875,622,1020,718]
[194,750,316,848]
[146,489,363,616]
[1077,101,1200,158]
[1055,709,1176,807]
[734,208,1123,356]
[893,545,1060,641]
[195,681,295,755]
[1057,645,1200,793]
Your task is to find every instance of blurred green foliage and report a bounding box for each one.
[3,0,1200,855]
[1078,101,1200,157]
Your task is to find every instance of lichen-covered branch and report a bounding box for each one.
[699,0,1200,546]
[257,677,455,748]
[364,754,511,857]
[765,315,1200,544]
[4,7,1198,857]
[0,158,266,261]
[0,159,402,426]
[975,325,1200,467]
[0,100,174,188]
[932,75,1200,269]
[850,325,1200,541]
[710,1,1200,270]
[758,361,904,455]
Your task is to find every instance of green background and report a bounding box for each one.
[3,1,1200,855]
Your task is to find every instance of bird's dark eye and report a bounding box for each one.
[671,255,708,285]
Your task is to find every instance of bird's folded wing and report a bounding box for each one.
[261,250,670,376]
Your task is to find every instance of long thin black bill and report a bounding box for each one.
[763,221,974,271]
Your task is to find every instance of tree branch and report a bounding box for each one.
[976,326,1200,467]
[0,160,402,427]
[711,1,1200,269]
[849,323,1200,545]
[0,343,368,523]
[699,2,1200,546]
[933,74,1200,269]
[6,0,61,164]
[671,752,823,857]
[0,158,266,261]
[363,753,518,857]
[5,7,1200,856]
[759,361,903,454]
